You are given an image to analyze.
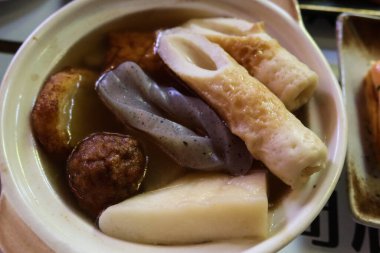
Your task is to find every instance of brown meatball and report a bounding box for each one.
[67,132,147,219]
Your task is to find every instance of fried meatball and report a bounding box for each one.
[31,68,123,159]
[67,132,147,219]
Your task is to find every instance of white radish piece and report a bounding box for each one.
[98,171,268,244]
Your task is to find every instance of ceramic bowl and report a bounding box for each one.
[0,0,346,252]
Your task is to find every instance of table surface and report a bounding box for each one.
[0,1,378,253]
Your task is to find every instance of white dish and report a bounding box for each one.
[0,0,346,252]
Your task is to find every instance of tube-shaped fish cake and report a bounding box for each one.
[157,30,327,188]
[183,18,318,111]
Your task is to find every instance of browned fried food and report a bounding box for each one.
[31,68,123,159]
[67,132,147,219]
[31,68,97,158]
[105,31,165,75]
[364,61,380,161]
[106,31,153,68]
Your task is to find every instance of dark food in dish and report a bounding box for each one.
[67,132,147,218]
[363,61,380,161]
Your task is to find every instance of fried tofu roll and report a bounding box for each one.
[105,31,165,73]
[157,30,327,188]
[183,18,318,111]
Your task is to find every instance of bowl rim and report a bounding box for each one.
[0,0,347,252]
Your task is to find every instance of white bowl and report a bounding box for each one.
[0,0,347,252]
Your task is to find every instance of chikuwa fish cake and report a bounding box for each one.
[157,29,327,188]
[183,18,318,111]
